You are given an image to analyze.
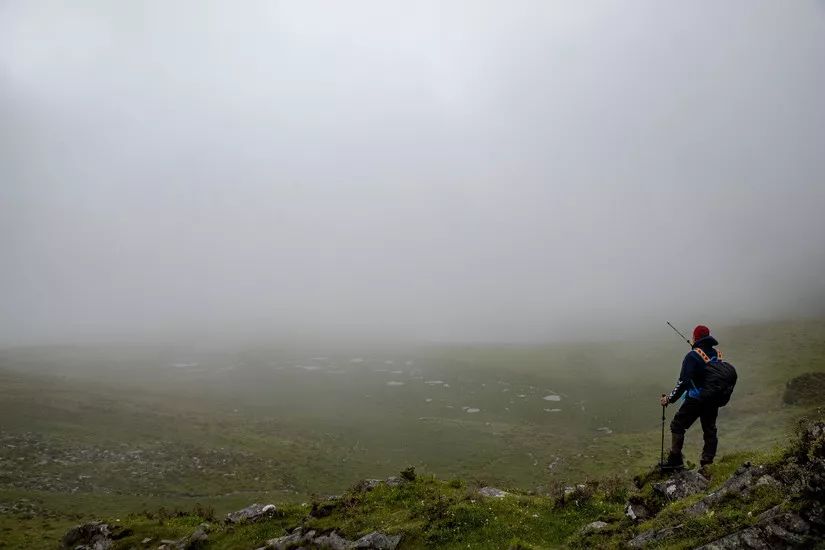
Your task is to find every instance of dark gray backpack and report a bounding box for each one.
[695,348,737,407]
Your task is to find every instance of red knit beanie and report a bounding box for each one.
[693,325,711,341]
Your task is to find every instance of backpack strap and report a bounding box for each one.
[694,348,711,363]
[694,348,723,363]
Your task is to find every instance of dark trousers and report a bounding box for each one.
[670,398,719,462]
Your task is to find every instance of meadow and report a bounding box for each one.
[1,319,823,547]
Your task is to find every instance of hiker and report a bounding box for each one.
[659,324,722,470]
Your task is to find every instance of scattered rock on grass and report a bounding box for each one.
[624,502,650,522]
[225,503,278,524]
[60,521,132,550]
[478,486,509,498]
[261,527,401,550]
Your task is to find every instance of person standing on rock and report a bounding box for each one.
[659,324,721,470]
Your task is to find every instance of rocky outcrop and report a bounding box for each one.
[696,508,812,549]
[61,521,133,550]
[686,462,780,516]
[652,470,709,501]
[624,416,825,549]
[259,527,401,550]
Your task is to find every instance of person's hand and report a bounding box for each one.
[660,395,669,407]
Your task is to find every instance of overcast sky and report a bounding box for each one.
[1,1,824,345]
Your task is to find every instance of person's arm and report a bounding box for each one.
[667,354,695,403]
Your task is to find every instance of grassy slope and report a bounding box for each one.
[1,318,824,548]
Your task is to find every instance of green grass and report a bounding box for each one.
[1,318,824,547]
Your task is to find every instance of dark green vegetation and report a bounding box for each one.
[784,371,825,406]
[1,319,824,547]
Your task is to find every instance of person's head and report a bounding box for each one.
[692,324,711,345]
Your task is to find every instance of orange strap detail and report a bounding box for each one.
[694,348,711,363]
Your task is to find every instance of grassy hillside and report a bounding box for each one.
[1,319,824,547]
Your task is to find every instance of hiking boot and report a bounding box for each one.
[700,458,713,467]
[660,451,684,471]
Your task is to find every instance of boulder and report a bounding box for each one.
[652,470,709,501]
[225,503,278,524]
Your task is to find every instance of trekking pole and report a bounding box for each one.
[666,321,692,347]
[660,394,666,466]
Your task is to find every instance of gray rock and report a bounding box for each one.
[313,530,349,550]
[354,479,383,492]
[351,531,402,549]
[584,521,608,532]
[264,528,400,550]
[686,465,773,516]
[225,503,278,524]
[625,502,651,522]
[264,528,305,550]
[695,512,811,549]
[628,524,684,547]
[384,476,404,487]
[652,470,709,501]
[478,486,509,498]
[141,538,153,545]
[183,523,209,549]
[60,521,132,550]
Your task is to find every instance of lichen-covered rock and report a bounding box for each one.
[225,503,278,524]
[652,470,709,501]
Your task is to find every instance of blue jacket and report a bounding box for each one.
[667,335,719,403]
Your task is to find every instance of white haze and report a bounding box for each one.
[1,1,824,345]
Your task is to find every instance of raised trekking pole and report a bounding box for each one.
[666,321,692,347]
[660,394,666,467]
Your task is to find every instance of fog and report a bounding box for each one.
[1,1,824,346]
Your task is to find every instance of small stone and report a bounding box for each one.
[478,486,509,498]
[625,502,650,521]
[584,520,608,531]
